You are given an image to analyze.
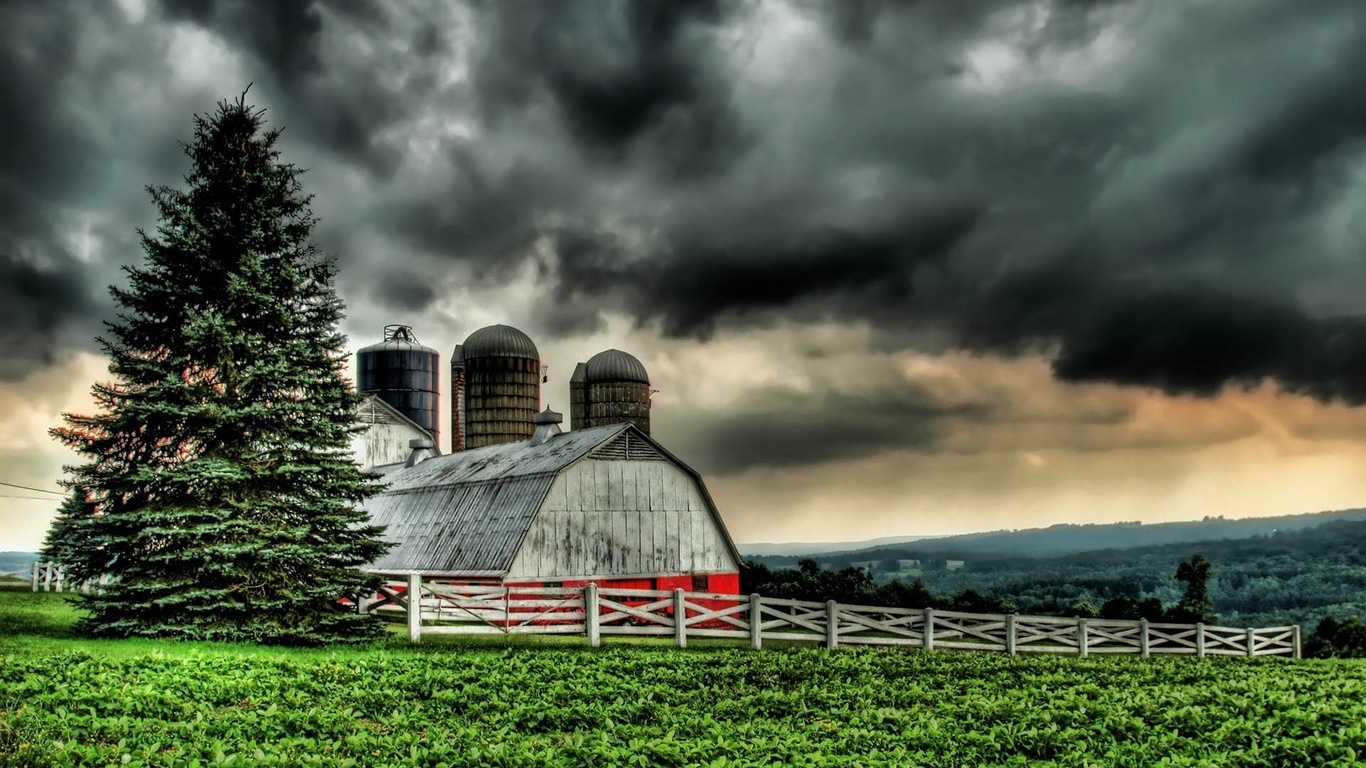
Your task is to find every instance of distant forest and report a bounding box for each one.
[744,515,1366,629]
[746,507,1366,564]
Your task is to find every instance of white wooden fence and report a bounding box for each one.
[363,575,1301,659]
[19,562,110,593]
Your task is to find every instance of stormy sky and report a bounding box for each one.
[6,0,1366,550]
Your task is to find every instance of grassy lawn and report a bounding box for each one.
[2,587,1364,767]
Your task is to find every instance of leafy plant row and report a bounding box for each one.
[3,645,1364,767]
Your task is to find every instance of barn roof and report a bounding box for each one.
[363,424,631,576]
[362,422,745,578]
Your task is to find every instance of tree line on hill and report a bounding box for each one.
[749,519,1366,631]
[748,509,1366,567]
[741,554,1219,624]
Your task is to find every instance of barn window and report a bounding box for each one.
[544,581,563,589]
[691,575,708,592]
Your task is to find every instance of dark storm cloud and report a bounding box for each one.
[370,270,439,314]
[546,199,982,338]
[0,254,96,382]
[471,0,750,178]
[962,271,1366,403]
[155,0,422,176]
[477,0,1366,405]
[0,2,122,377]
[658,379,988,475]
[7,0,1366,416]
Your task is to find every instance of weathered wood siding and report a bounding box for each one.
[351,418,429,470]
[505,458,740,580]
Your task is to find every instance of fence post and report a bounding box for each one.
[1005,614,1016,656]
[31,561,39,592]
[1139,619,1149,658]
[54,566,64,593]
[1195,623,1205,659]
[1246,627,1255,658]
[42,562,53,592]
[674,589,687,648]
[407,573,422,644]
[1077,618,1088,658]
[922,608,935,651]
[586,583,600,648]
[1292,625,1302,659]
[749,593,762,650]
[825,600,839,650]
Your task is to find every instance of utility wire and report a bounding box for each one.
[0,494,61,501]
[0,480,65,497]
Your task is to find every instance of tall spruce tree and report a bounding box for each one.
[50,91,389,644]
[40,490,99,584]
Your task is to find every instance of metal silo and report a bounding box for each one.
[357,325,441,446]
[571,348,651,435]
[451,324,542,450]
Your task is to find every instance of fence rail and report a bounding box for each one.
[22,562,111,593]
[365,574,1301,659]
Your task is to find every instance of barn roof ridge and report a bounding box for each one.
[372,423,630,491]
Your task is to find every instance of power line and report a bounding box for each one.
[0,481,65,497]
[0,494,61,501]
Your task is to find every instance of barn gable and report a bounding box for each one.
[351,394,435,470]
[362,423,743,581]
[503,456,741,581]
[588,431,667,462]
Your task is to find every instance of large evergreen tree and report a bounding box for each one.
[40,490,99,584]
[50,91,389,644]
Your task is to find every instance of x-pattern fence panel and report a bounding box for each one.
[365,573,1302,659]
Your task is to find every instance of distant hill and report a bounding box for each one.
[747,517,1366,629]
[744,507,1366,568]
[738,535,941,557]
[0,551,37,579]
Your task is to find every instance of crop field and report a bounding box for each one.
[1,590,1363,767]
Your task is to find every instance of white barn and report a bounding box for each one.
[362,410,743,594]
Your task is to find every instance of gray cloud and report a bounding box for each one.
[471,0,750,178]
[5,0,1366,444]
[658,384,980,474]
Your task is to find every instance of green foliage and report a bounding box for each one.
[1306,616,1366,659]
[754,520,1366,629]
[1169,554,1217,624]
[742,559,1016,614]
[46,91,388,645]
[39,492,99,582]
[1098,595,1165,622]
[1,591,1364,767]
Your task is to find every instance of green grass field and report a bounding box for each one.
[1,588,1363,767]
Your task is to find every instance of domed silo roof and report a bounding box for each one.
[462,324,539,360]
[585,348,650,384]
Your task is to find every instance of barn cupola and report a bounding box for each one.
[528,407,563,446]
